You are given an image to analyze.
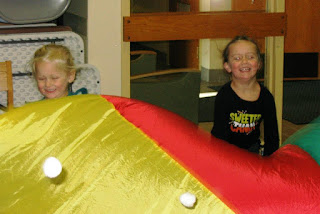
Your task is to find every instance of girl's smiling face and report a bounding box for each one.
[35,61,75,99]
[224,40,261,82]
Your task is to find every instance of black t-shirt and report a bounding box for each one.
[211,81,279,155]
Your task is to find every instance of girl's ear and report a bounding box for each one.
[224,62,232,73]
[68,69,76,83]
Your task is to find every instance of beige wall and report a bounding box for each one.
[64,0,129,97]
[87,0,130,97]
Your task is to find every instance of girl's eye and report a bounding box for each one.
[52,77,59,80]
[233,56,241,60]
[37,78,45,81]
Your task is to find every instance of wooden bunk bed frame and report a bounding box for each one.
[123,1,286,142]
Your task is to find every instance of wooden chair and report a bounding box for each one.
[0,61,14,111]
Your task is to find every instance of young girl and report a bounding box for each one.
[31,44,87,99]
[211,35,279,156]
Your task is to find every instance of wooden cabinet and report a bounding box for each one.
[232,0,320,54]
[285,0,320,78]
[285,0,320,53]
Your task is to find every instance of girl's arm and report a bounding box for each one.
[263,93,280,155]
[211,89,229,141]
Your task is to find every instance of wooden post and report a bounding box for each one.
[265,0,285,144]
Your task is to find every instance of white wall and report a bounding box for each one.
[199,0,231,82]
[87,0,130,97]
[63,0,130,97]
[210,0,231,11]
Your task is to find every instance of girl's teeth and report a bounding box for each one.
[240,68,250,71]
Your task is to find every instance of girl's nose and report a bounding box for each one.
[241,57,249,63]
[45,79,52,87]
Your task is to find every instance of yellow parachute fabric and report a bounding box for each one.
[0,95,233,214]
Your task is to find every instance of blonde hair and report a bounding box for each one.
[31,44,76,75]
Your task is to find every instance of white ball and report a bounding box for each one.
[43,157,62,178]
[179,192,197,208]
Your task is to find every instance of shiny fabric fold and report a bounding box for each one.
[1,94,320,213]
[0,95,232,214]
[104,95,320,214]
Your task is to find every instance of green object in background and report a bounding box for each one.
[130,51,157,76]
[282,116,320,165]
[131,71,201,124]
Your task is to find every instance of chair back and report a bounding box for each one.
[0,61,13,110]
